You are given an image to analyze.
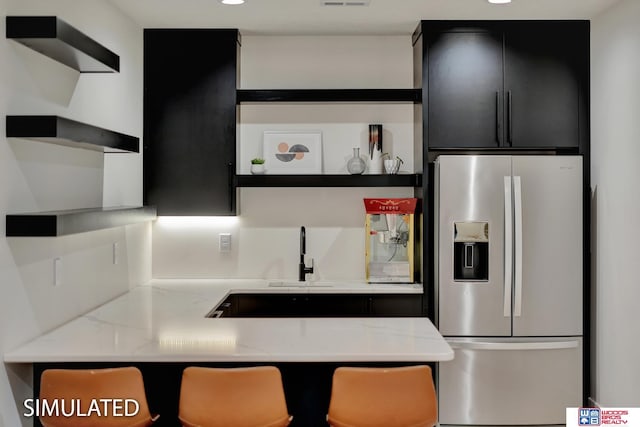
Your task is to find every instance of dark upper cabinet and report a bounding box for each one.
[144,29,238,215]
[417,21,589,151]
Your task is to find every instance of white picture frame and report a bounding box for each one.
[262,131,323,174]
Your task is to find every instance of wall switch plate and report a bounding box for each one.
[219,233,232,253]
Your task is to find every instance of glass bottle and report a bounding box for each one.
[347,147,366,175]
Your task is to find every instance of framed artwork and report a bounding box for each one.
[263,131,323,174]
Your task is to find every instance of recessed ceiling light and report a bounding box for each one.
[221,0,245,5]
[488,0,511,3]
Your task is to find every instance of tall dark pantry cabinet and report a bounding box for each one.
[144,29,239,215]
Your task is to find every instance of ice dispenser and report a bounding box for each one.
[364,198,417,283]
[453,222,489,281]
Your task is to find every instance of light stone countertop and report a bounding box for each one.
[4,279,453,363]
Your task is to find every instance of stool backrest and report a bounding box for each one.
[179,366,291,427]
[39,367,155,427]
[327,365,437,427]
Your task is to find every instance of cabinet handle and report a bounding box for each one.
[495,91,501,145]
[227,162,234,213]
[507,91,513,146]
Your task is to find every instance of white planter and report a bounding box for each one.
[250,164,265,174]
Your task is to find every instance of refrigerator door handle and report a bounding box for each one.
[514,176,523,317]
[503,176,513,317]
[447,339,579,351]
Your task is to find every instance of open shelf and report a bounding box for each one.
[6,116,139,153]
[237,89,421,103]
[6,16,119,73]
[236,174,422,187]
[6,206,157,237]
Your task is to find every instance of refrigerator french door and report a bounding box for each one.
[435,155,583,426]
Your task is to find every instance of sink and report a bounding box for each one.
[268,281,333,288]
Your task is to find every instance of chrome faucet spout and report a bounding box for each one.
[299,226,314,281]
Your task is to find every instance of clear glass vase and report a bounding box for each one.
[347,147,366,175]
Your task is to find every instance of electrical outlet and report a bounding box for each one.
[219,233,232,253]
[113,242,119,265]
[53,257,61,286]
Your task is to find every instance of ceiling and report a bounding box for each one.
[110,0,620,35]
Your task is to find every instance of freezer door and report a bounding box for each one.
[436,156,512,336]
[511,156,583,336]
[439,337,583,426]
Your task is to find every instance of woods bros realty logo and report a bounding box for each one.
[567,408,640,425]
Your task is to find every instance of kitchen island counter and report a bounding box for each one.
[4,279,452,363]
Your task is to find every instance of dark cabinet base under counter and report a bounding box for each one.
[210,293,424,318]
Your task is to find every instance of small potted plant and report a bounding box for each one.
[250,158,266,175]
[381,153,403,174]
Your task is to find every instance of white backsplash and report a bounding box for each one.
[152,187,414,280]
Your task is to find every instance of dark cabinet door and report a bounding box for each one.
[305,295,369,317]
[426,28,504,149]
[144,29,238,215]
[369,295,423,317]
[503,22,588,148]
[235,294,303,317]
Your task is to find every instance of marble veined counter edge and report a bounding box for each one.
[5,280,452,363]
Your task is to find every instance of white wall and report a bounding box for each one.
[152,35,416,279]
[0,0,149,425]
[591,0,640,406]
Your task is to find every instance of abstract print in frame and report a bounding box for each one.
[263,131,323,174]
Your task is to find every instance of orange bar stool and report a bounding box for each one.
[39,366,158,427]
[178,366,292,427]
[327,365,438,427]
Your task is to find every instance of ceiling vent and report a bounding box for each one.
[321,0,371,6]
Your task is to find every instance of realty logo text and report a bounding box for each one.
[580,408,630,425]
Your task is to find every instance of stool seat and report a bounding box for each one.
[178,366,292,427]
[327,365,438,427]
[39,367,157,427]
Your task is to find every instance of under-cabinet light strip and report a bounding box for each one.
[155,216,240,228]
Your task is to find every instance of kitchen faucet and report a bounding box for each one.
[299,226,314,281]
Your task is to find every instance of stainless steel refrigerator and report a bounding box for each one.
[435,155,583,426]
